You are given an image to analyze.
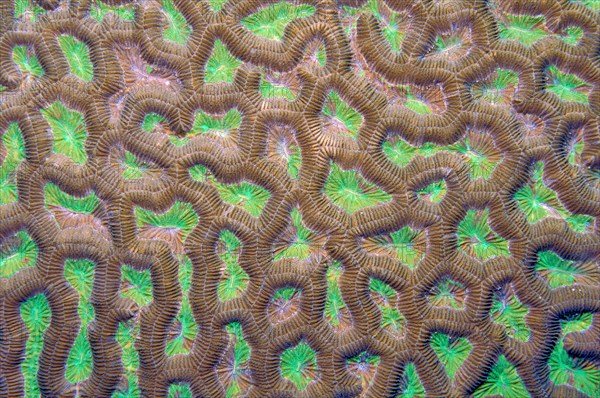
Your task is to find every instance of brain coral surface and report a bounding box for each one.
[0,0,600,397]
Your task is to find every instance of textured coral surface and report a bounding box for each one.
[1,0,600,397]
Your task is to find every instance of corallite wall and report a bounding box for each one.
[0,0,599,396]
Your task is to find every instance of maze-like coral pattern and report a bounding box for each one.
[1,0,600,397]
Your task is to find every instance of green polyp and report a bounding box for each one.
[417,180,446,203]
[513,160,593,232]
[382,134,453,167]
[122,151,155,180]
[567,134,584,166]
[466,150,493,178]
[162,0,191,44]
[66,329,93,383]
[167,383,193,398]
[322,91,363,138]
[566,214,594,233]
[457,209,509,260]
[241,2,316,41]
[208,0,227,12]
[0,122,26,205]
[434,35,462,54]
[64,259,95,301]
[382,138,428,168]
[113,321,141,397]
[325,261,346,327]
[561,312,593,334]
[397,363,425,397]
[491,292,531,342]
[373,226,424,267]
[188,164,208,182]
[190,109,241,137]
[44,183,100,214]
[12,46,44,77]
[447,138,498,180]
[141,112,193,146]
[177,255,192,293]
[534,251,588,289]
[314,45,327,66]
[134,201,198,239]
[561,26,584,45]
[475,69,519,104]
[370,277,395,300]
[498,15,548,46]
[514,162,567,224]
[324,163,391,214]
[346,351,380,388]
[58,35,94,82]
[166,283,196,356]
[272,287,300,302]
[369,278,405,333]
[396,87,430,116]
[41,101,88,164]
[260,78,296,100]
[282,143,301,180]
[472,355,528,397]
[166,292,197,356]
[142,113,165,133]
[346,351,380,367]
[280,341,318,390]
[405,95,432,115]
[220,229,241,252]
[221,321,251,397]
[396,86,432,116]
[120,265,153,307]
[189,165,271,217]
[428,279,466,309]
[274,208,312,261]
[545,65,590,104]
[132,199,199,345]
[204,40,242,84]
[20,294,51,398]
[226,321,251,370]
[215,180,271,217]
[383,14,405,52]
[217,230,248,301]
[430,333,472,382]
[14,0,46,20]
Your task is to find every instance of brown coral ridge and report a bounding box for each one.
[1,0,600,397]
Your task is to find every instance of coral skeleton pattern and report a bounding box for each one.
[0,0,599,397]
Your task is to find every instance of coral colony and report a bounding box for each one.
[1,0,600,397]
